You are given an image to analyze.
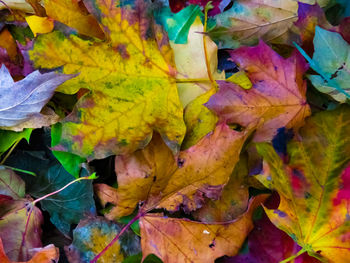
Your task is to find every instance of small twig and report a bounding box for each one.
[32,174,96,206]
[1,165,37,176]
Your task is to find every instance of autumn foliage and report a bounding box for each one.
[0,0,349,262]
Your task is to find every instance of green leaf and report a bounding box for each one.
[65,216,140,263]
[156,5,202,44]
[296,26,350,102]
[5,151,96,235]
[0,129,32,155]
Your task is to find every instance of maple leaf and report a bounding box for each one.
[65,216,140,262]
[41,0,105,39]
[29,0,186,160]
[0,64,74,131]
[206,41,311,142]
[295,27,350,103]
[226,212,320,263]
[140,195,269,263]
[95,123,254,219]
[255,105,350,262]
[0,239,59,263]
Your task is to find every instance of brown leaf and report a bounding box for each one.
[140,195,269,263]
[95,123,255,219]
[0,238,59,263]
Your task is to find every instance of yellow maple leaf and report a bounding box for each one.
[29,0,186,159]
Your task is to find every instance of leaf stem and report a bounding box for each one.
[203,2,218,91]
[32,175,95,206]
[176,78,223,83]
[1,165,37,176]
[0,140,20,165]
[90,212,143,263]
[279,248,307,263]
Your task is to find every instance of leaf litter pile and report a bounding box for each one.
[0,0,349,262]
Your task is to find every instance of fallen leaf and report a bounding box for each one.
[65,216,140,263]
[0,0,34,13]
[297,27,350,103]
[208,0,300,48]
[0,129,32,155]
[0,168,43,261]
[338,17,350,44]
[172,15,224,107]
[25,15,54,37]
[192,154,250,223]
[206,41,310,142]
[30,0,186,160]
[182,88,217,149]
[0,238,59,263]
[5,151,96,235]
[140,195,269,263]
[156,5,202,44]
[256,105,350,262]
[0,166,25,199]
[95,123,254,219]
[0,64,74,130]
[225,212,320,263]
[294,3,332,52]
[42,0,105,39]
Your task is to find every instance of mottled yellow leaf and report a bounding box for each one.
[30,0,186,159]
[256,106,350,262]
[42,0,105,39]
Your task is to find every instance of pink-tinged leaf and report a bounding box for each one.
[339,17,350,44]
[255,105,350,262]
[224,213,321,263]
[0,198,43,261]
[294,3,332,53]
[206,41,310,142]
[0,238,59,263]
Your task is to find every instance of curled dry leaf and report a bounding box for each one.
[95,123,255,219]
